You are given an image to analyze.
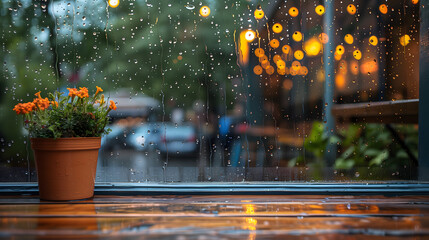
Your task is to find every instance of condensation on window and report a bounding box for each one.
[0,0,420,182]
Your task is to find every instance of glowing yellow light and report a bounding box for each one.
[253,65,263,75]
[294,50,304,60]
[335,45,345,55]
[254,48,265,57]
[273,54,282,63]
[108,0,119,8]
[379,4,388,14]
[315,5,325,15]
[318,33,329,44]
[269,39,280,48]
[272,23,283,33]
[412,0,419,4]
[276,60,286,69]
[277,67,286,75]
[291,60,301,71]
[200,6,210,17]
[239,31,250,66]
[347,4,357,15]
[353,50,362,60]
[292,31,303,42]
[254,9,265,20]
[266,66,275,75]
[369,36,378,46]
[344,34,354,44]
[400,34,411,46]
[289,7,299,17]
[290,68,298,76]
[283,79,293,90]
[299,66,308,76]
[244,30,256,42]
[282,45,291,54]
[303,37,322,57]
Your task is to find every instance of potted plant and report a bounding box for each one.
[13,86,117,200]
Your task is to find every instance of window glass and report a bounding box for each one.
[0,0,420,182]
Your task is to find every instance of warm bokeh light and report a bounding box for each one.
[108,0,119,8]
[292,31,303,42]
[239,31,249,66]
[253,65,263,75]
[318,33,329,44]
[282,45,291,54]
[379,4,388,14]
[244,30,256,42]
[294,50,304,60]
[353,50,362,60]
[303,37,322,57]
[269,39,280,48]
[254,48,265,57]
[259,55,268,63]
[335,45,345,55]
[347,4,357,15]
[360,60,379,74]
[315,5,325,15]
[316,68,325,82]
[344,34,354,44]
[369,36,378,46]
[273,54,282,63]
[350,60,359,75]
[412,0,419,4]
[289,7,299,17]
[254,9,264,20]
[272,23,283,33]
[291,60,301,71]
[266,65,275,75]
[199,6,210,17]
[277,68,285,75]
[299,66,308,75]
[334,51,342,61]
[335,74,346,89]
[400,34,411,46]
[283,79,293,90]
[276,59,286,69]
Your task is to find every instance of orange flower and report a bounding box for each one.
[34,91,42,99]
[33,98,50,110]
[13,102,36,115]
[50,101,59,108]
[109,100,117,110]
[95,86,103,97]
[77,87,89,98]
[67,88,78,98]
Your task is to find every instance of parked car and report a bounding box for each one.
[158,123,199,158]
[127,123,161,152]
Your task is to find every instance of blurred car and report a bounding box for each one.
[126,123,161,151]
[158,123,199,158]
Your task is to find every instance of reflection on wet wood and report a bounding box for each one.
[1,195,429,239]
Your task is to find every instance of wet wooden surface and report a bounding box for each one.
[1,195,429,239]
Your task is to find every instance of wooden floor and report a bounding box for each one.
[1,194,429,239]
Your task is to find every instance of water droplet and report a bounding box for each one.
[185,4,195,10]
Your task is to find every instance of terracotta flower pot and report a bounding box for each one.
[31,137,101,201]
